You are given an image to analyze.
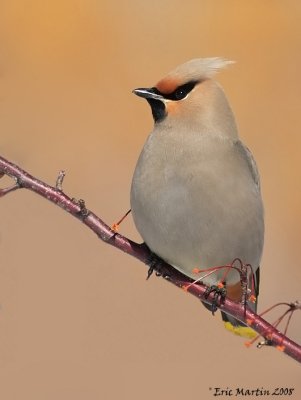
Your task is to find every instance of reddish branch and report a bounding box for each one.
[0,154,300,363]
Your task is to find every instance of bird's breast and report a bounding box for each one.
[130,132,264,284]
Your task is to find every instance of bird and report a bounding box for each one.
[130,58,264,338]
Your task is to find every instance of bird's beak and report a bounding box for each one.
[132,87,164,101]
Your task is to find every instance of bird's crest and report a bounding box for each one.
[156,57,234,95]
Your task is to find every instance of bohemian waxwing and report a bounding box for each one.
[130,58,264,338]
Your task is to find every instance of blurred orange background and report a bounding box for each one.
[0,1,301,399]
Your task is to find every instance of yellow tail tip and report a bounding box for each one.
[224,322,257,339]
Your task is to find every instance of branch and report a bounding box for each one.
[0,154,300,363]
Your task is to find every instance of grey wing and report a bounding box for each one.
[234,139,261,192]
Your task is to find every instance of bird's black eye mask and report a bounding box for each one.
[148,80,199,123]
[153,80,199,101]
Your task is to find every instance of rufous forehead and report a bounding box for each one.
[155,77,180,95]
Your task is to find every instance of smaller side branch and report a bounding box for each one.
[0,154,300,363]
[0,182,20,197]
[56,170,66,191]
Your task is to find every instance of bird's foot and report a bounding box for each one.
[143,244,163,280]
[204,284,227,315]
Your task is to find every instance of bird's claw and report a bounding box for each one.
[145,248,163,280]
[204,284,227,315]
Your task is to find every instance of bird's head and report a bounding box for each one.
[133,58,238,138]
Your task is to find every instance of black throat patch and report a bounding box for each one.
[147,98,167,123]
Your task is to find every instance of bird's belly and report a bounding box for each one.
[131,153,264,285]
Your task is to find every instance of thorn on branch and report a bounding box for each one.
[56,170,66,192]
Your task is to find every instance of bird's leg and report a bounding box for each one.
[204,284,227,315]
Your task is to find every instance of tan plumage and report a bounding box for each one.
[131,58,264,336]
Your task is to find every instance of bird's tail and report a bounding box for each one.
[201,300,257,338]
[221,310,257,338]
[202,267,260,339]
[221,267,260,338]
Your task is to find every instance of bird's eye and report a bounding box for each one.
[168,81,198,101]
[174,88,186,100]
